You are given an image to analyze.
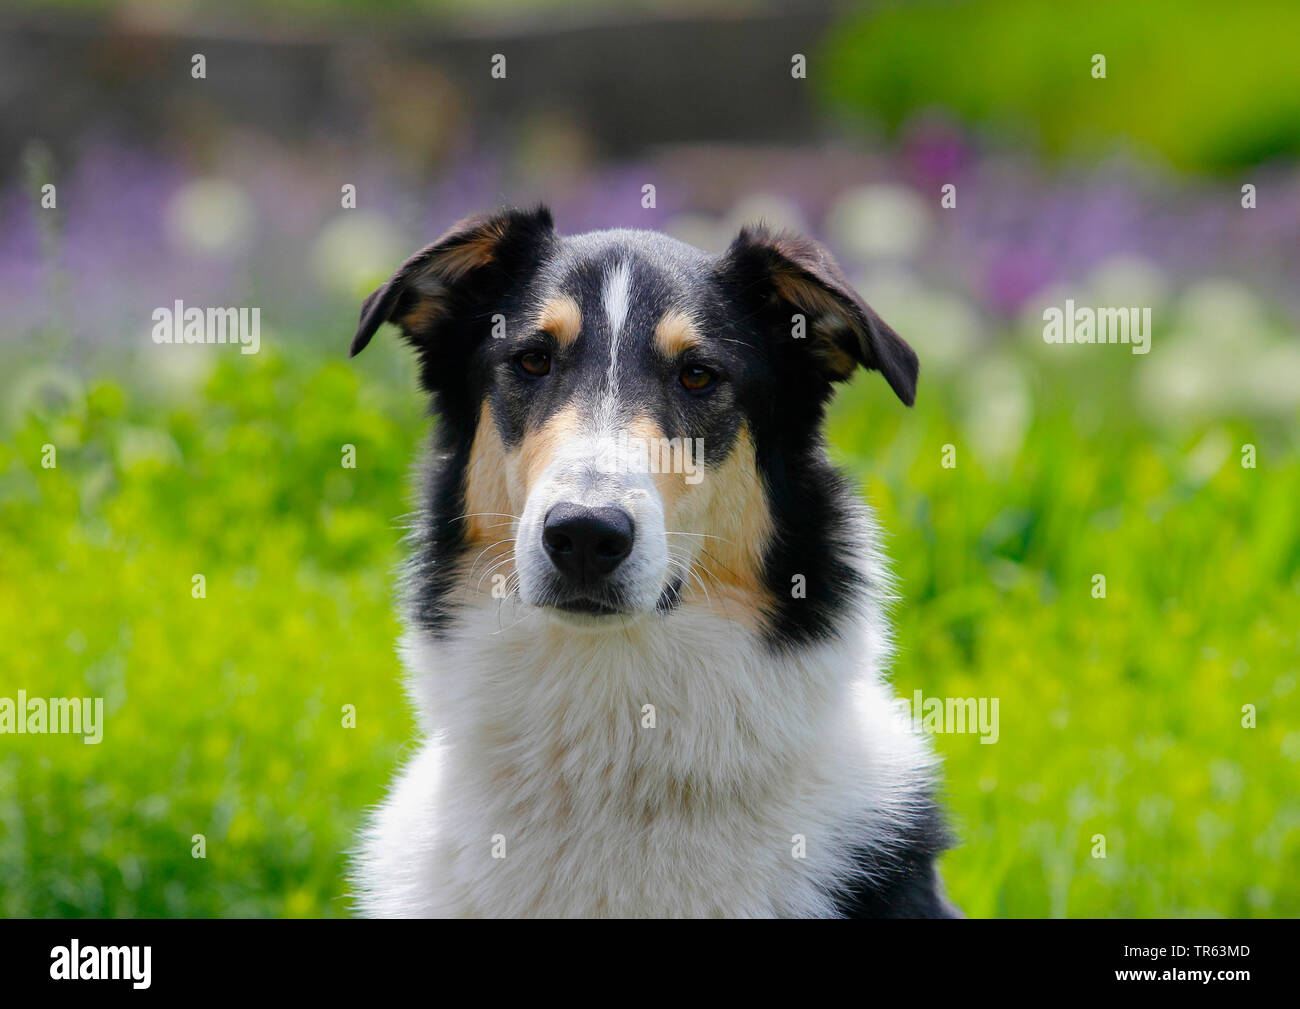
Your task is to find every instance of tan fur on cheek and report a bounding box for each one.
[697,427,773,594]
[463,404,584,598]
[660,425,774,620]
[626,416,687,519]
[508,405,583,507]
[462,403,579,598]
[462,404,517,592]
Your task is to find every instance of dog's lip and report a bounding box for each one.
[550,594,624,616]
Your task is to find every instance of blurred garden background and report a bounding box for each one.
[1,0,1297,917]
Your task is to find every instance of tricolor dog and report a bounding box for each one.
[350,206,958,918]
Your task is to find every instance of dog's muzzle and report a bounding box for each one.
[541,503,635,612]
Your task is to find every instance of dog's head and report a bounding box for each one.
[352,206,916,633]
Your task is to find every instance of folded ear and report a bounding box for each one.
[717,224,919,405]
[350,205,555,357]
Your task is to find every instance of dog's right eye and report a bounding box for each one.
[516,350,551,377]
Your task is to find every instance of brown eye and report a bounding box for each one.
[679,365,714,392]
[517,350,551,377]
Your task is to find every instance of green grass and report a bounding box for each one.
[824,0,1300,171]
[1,338,1297,917]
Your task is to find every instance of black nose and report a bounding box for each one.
[542,503,635,585]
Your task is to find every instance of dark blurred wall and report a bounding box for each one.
[0,4,838,180]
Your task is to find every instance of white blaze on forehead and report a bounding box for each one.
[596,259,633,429]
[602,260,632,388]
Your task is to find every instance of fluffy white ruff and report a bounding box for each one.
[353,551,939,919]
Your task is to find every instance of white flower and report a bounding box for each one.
[825,184,930,262]
[1174,278,1267,338]
[165,178,256,258]
[311,211,406,298]
[1085,255,1168,310]
[1138,277,1292,422]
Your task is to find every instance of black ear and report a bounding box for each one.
[349,205,555,357]
[717,224,919,405]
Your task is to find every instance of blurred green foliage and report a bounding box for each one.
[828,346,1300,918]
[824,0,1300,170]
[0,348,420,917]
[2,339,1296,917]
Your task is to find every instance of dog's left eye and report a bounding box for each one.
[516,350,551,377]
[679,365,715,392]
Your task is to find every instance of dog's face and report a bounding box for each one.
[352,207,917,633]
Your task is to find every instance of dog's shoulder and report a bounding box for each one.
[831,798,961,918]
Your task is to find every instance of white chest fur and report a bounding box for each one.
[353,598,937,918]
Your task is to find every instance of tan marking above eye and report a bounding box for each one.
[536,294,582,349]
[653,309,702,358]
